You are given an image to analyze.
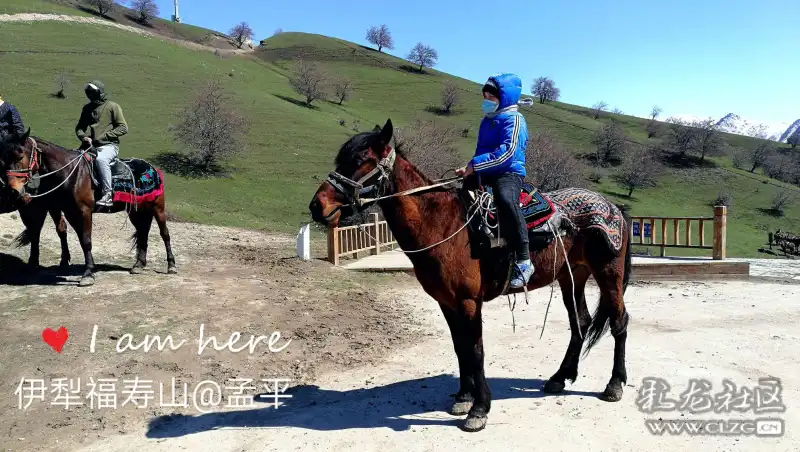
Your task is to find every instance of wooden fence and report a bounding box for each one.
[327,206,728,265]
[327,213,398,266]
[629,206,727,259]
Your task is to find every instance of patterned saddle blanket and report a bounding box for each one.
[83,153,164,206]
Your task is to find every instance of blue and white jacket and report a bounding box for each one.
[469,73,528,178]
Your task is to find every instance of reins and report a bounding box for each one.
[4,138,89,199]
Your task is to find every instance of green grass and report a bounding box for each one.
[0,2,798,258]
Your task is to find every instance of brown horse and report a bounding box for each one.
[309,119,632,432]
[0,129,176,286]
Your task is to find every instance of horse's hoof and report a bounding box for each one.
[78,275,95,287]
[599,384,624,402]
[167,266,178,275]
[542,379,565,394]
[460,414,487,432]
[449,400,473,416]
[130,266,144,275]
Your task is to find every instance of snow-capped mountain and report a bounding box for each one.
[666,113,797,142]
[778,119,800,143]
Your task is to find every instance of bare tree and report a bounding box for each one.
[229,22,254,49]
[53,73,70,99]
[612,107,624,115]
[273,28,283,36]
[172,78,248,173]
[129,0,158,24]
[730,147,749,170]
[333,78,353,105]
[84,0,115,16]
[613,145,662,197]
[666,117,697,157]
[746,142,773,173]
[592,121,628,165]
[289,58,328,106]
[646,119,662,138]
[788,129,800,149]
[525,131,587,191]
[591,101,608,119]
[763,153,797,183]
[532,77,560,104]
[771,191,794,216]
[746,123,770,139]
[441,80,459,114]
[365,25,394,53]
[407,43,438,72]
[692,118,725,162]
[393,120,461,179]
[650,105,662,120]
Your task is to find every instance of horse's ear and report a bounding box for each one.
[20,128,30,143]
[379,119,393,146]
[372,125,381,133]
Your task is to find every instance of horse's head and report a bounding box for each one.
[309,118,394,227]
[0,128,35,201]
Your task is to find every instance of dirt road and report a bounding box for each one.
[2,212,798,451]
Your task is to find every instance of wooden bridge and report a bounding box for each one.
[326,207,750,280]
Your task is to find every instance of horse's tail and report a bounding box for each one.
[11,229,31,248]
[583,205,633,356]
[129,231,139,252]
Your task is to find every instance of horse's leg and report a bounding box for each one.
[459,298,491,432]
[63,204,96,286]
[439,304,474,415]
[543,265,592,393]
[586,249,629,402]
[18,206,47,270]
[50,210,70,269]
[128,210,153,274]
[153,196,176,274]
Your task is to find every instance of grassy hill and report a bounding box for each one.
[0,1,798,258]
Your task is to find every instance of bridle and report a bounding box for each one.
[2,137,40,188]
[322,146,397,221]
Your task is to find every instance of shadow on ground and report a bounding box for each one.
[146,374,599,438]
[0,252,131,285]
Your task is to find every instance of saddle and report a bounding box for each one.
[81,147,164,211]
[458,180,568,260]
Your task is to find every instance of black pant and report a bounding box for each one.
[486,173,529,261]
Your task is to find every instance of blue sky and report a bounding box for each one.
[151,0,798,133]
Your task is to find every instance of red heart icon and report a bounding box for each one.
[42,327,69,353]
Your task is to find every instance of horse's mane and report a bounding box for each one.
[334,128,410,166]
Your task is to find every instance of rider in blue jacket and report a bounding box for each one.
[456,73,533,288]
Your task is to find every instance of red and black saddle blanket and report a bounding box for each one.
[479,182,556,230]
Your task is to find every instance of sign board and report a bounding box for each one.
[643,222,652,238]
[632,221,652,239]
[296,223,311,261]
[632,221,640,237]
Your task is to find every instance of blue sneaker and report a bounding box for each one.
[509,259,534,289]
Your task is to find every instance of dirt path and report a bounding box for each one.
[0,13,251,55]
[0,212,429,451]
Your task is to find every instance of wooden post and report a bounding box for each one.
[660,219,667,257]
[370,212,381,255]
[327,227,340,266]
[713,206,726,260]
[699,220,705,246]
[685,219,691,247]
[673,219,679,245]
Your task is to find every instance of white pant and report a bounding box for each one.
[95,143,118,193]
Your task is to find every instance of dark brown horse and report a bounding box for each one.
[0,129,176,286]
[309,119,632,432]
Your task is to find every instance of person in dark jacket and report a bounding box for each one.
[75,80,128,207]
[455,73,533,288]
[0,91,26,142]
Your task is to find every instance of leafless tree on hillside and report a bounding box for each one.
[650,105,662,120]
[591,101,608,119]
[407,43,438,72]
[692,118,726,162]
[613,145,663,197]
[53,73,70,99]
[441,80,459,114]
[532,77,560,104]
[612,107,624,115]
[274,28,284,36]
[229,22,254,49]
[393,120,461,179]
[172,78,248,173]
[666,117,698,157]
[289,58,328,106]
[366,25,394,53]
[129,0,159,24]
[84,0,115,17]
[746,142,773,173]
[525,131,587,191]
[592,121,628,165]
[333,78,353,105]
[746,123,770,139]
[646,119,662,138]
[788,129,800,149]
[763,153,798,184]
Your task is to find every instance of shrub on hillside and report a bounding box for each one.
[84,0,115,17]
[591,101,608,119]
[53,73,70,99]
[333,78,353,105]
[771,191,794,217]
[393,119,462,180]
[712,189,733,209]
[441,81,459,114]
[289,58,329,106]
[525,130,587,191]
[591,121,628,165]
[613,145,663,197]
[129,0,158,25]
[170,78,248,175]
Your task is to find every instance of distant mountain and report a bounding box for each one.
[671,112,797,142]
[778,119,800,143]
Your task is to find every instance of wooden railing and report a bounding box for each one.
[327,213,398,266]
[629,206,727,259]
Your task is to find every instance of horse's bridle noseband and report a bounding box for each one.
[2,137,40,188]
[322,147,396,220]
